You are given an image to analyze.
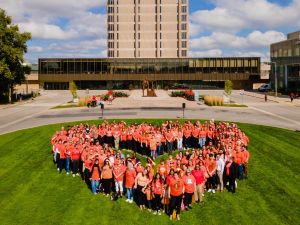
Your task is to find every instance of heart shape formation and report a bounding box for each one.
[51,120,250,220]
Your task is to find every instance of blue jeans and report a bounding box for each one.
[91,180,99,194]
[199,137,206,148]
[59,158,65,172]
[65,158,71,172]
[238,165,244,180]
[167,141,173,153]
[126,188,133,200]
[156,145,162,156]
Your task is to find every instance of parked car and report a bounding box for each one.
[258,83,271,92]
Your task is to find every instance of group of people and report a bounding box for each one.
[51,120,250,220]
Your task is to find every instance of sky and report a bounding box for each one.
[0,0,299,63]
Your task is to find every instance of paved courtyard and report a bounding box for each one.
[0,89,300,135]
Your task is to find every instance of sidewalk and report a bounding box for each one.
[244,91,300,106]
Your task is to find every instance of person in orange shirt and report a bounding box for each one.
[113,159,126,197]
[101,159,113,196]
[165,130,173,154]
[183,169,196,210]
[58,141,67,173]
[120,129,127,150]
[152,173,164,215]
[206,154,217,193]
[90,159,101,194]
[235,147,245,180]
[149,135,157,159]
[125,160,136,203]
[168,171,184,220]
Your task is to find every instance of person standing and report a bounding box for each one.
[152,173,164,215]
[216,154,225,192]
[183,169,196,210]
[125,160,136,203]
[192,164,205,203]
[168,171,184,221]
[71,144,81,177]
[134,170,150,210]
[101,159,113,196]
[90,159,101,194]
[113,159,126,197]
[225,157,238,193]
[206,154,217,193]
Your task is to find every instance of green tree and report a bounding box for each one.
[69,81,78,99]
[0,9,31,103]
[224,80,233,96]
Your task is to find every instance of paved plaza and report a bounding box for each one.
[0,89,300,135]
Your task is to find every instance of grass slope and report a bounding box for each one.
[0,119,299,225]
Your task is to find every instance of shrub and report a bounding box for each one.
[69,81,78,99]
[224,80,233,96]
[78,97,88,107]
[171,90,195,101]
[204,96,224,106]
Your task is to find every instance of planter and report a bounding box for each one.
[223,95,230,104]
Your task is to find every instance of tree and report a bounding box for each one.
[69,81,78,99]
[0,9,31,103]
[224,80,233,96]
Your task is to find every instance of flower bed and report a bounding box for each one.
[170,89,195,101]
[78,90,129,107]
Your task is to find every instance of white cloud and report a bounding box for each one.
[47,39,106,53]
[28,46,43,53]
[189,49,223,57]
[0,0,106,40]
[190,30,285,51]
[19,22,79,39]
[190,0,300,36]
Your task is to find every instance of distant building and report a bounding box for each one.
[15,64,39,94]
[270,31,300,92]
[260,62,270,80]
[107,0,188,58]
[38,57,260,90]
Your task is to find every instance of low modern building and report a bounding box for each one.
[15,63,39,94]
[38,57,260,90]
[270,31,300,92]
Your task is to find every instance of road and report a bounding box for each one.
[0,90,299,135]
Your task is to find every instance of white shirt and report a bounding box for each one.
[216,158,225,174]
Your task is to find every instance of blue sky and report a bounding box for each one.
[0,0,299,63]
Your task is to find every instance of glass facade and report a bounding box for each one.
[39,58,260,75]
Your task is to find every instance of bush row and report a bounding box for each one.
[204,96,224,106]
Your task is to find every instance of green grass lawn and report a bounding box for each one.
[0,119,299,225]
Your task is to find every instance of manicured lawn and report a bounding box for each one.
[0,119,299,225]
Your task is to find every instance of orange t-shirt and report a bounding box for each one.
[113,164,126,182]
[125,169,136,188]
[91,166,101,180]
[152,180,163,195]
[169,178,184,197]
[183,174,196,193]
[102,165,113,179]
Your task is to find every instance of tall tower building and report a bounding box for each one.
[107,0,189,58]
